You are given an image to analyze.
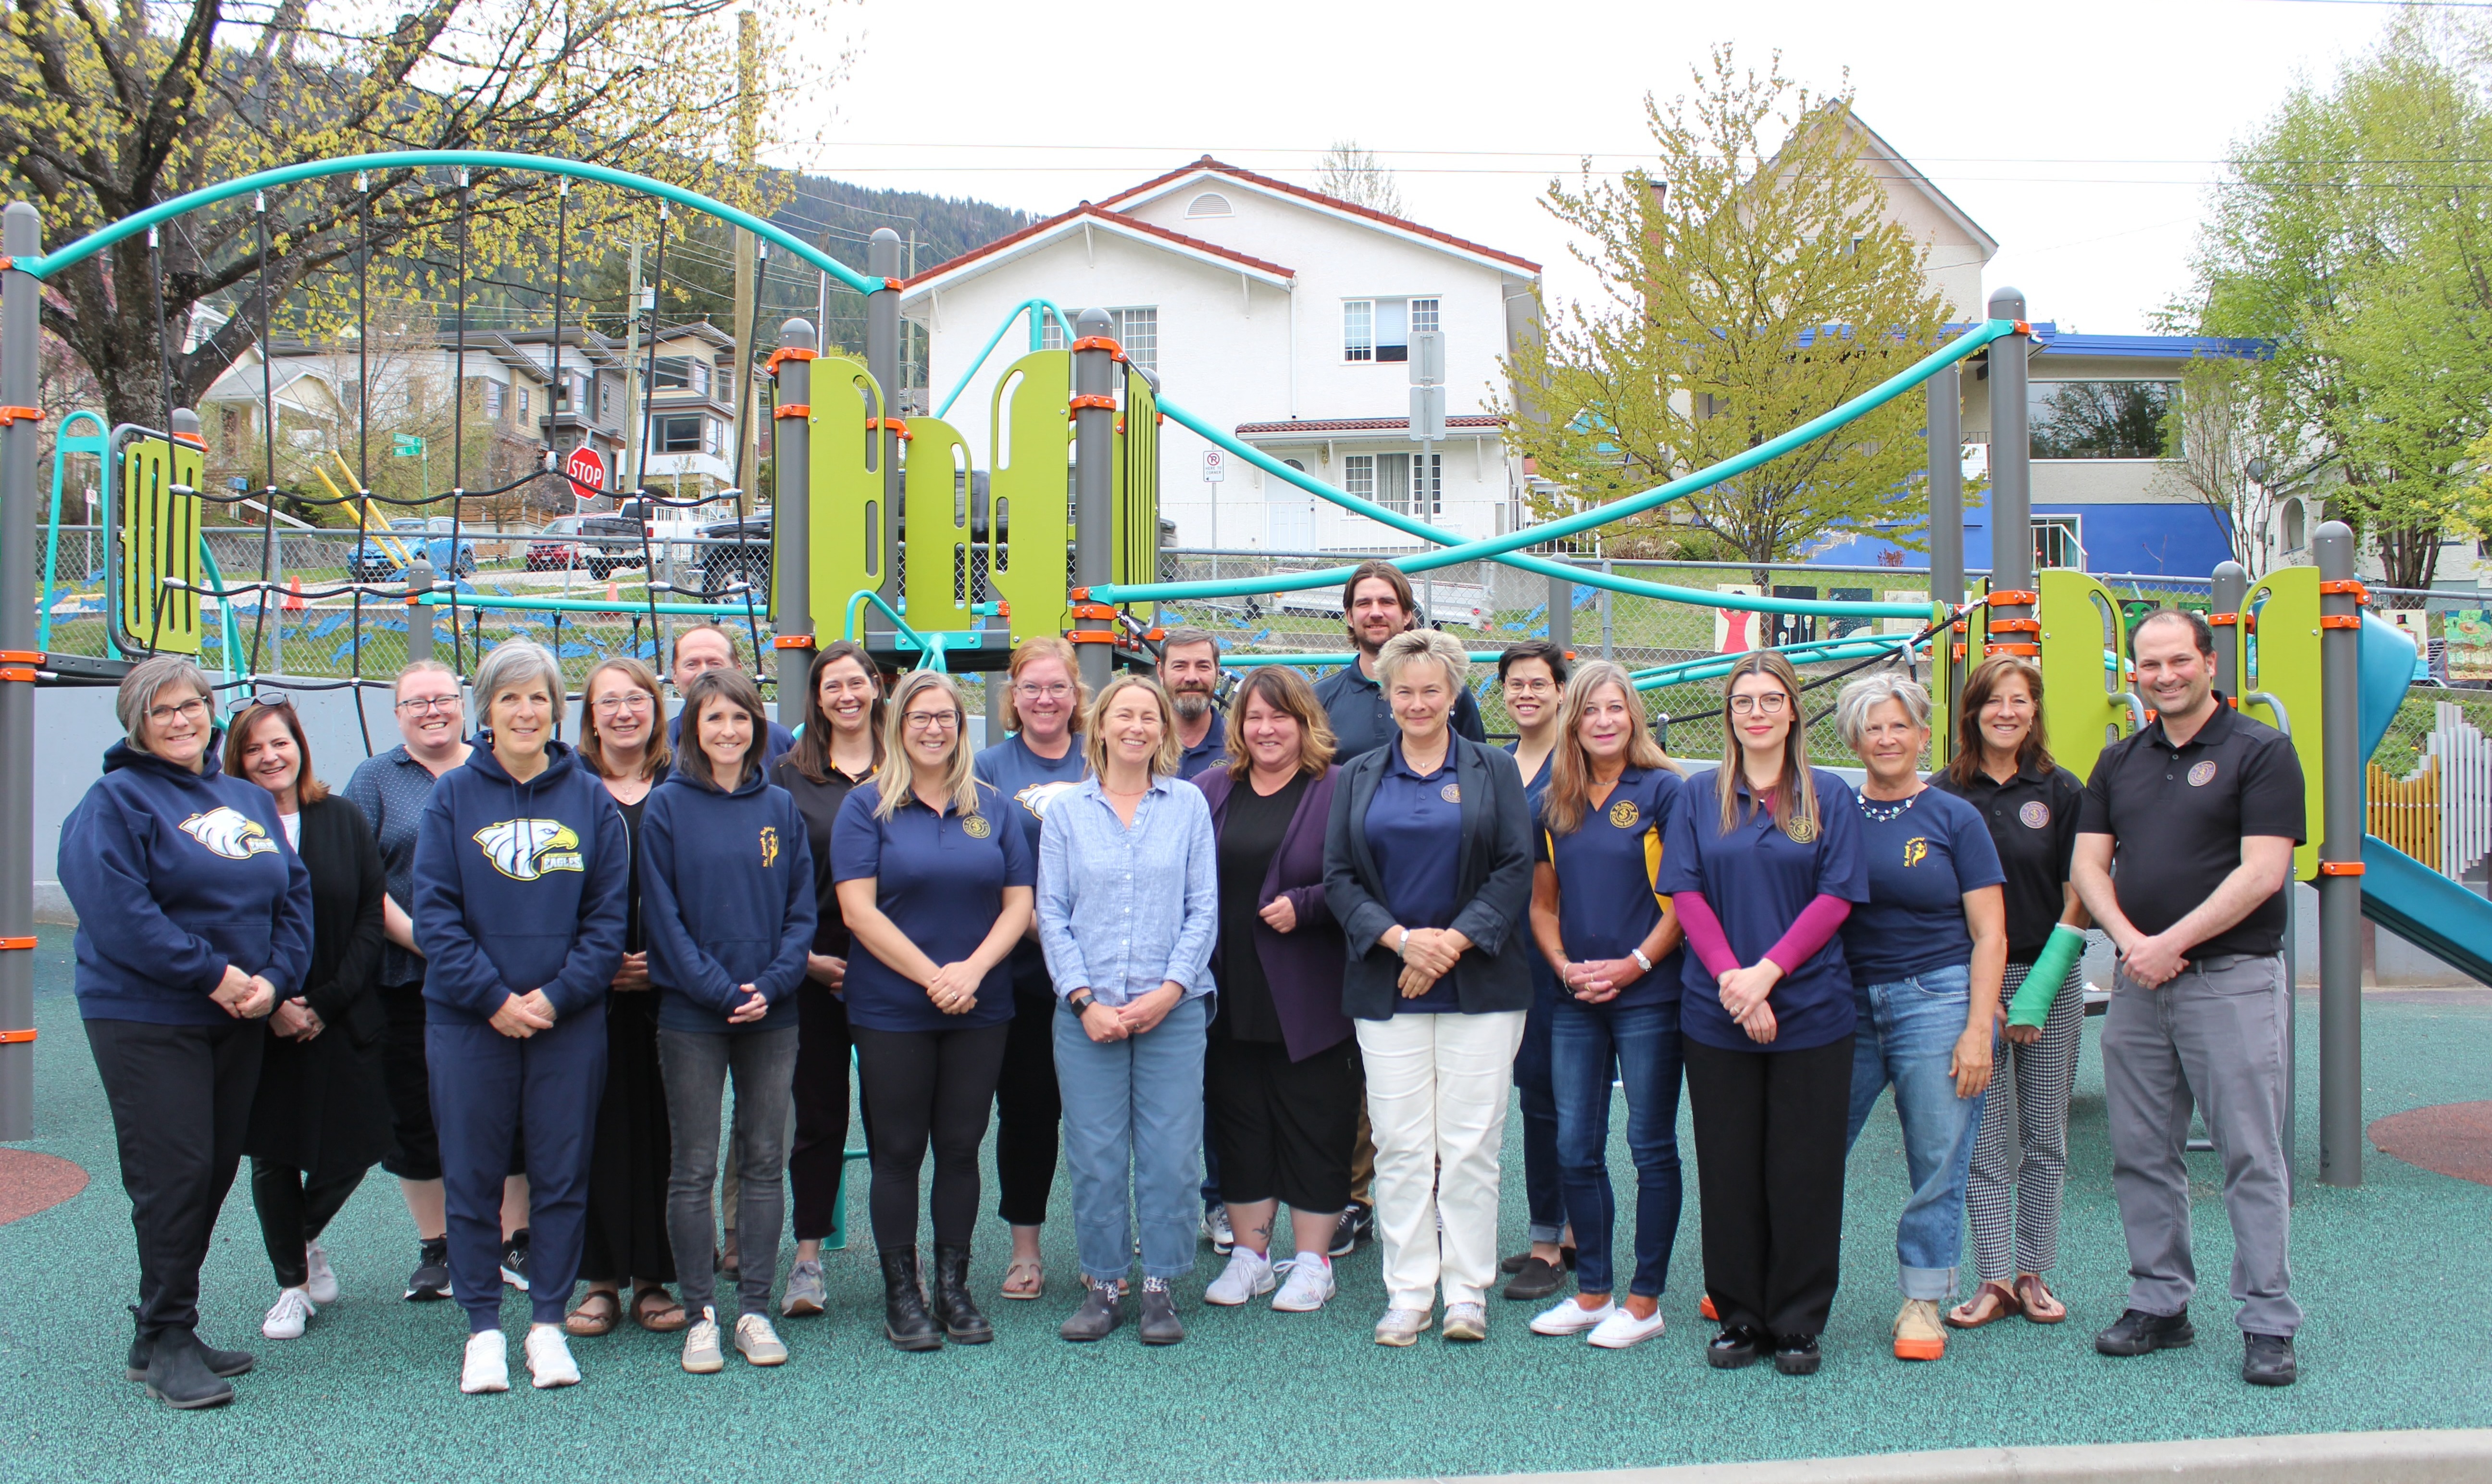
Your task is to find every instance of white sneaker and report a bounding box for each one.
[1374,1306,1432,1347]
[1587,1305,1668,1349]
[1442,1301,1489,1342]
[460,1330,509,1394]
[524,1323,580,1388]
[1271,1256,1336,1313]
[735,1313,789,1366]
[262,1286,316,1339]
[1203,1249,1274,1307]
[681,1307,724,1374]
[1529,1296,1615,1336]
[304,1241,340,1305]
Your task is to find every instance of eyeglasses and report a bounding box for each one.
[395,695,461,715]
[1728,693,1790,715]
[226,689,290,715]
[1504,677,1556,694]
[1015,682,1072,701]
[592,693,655,715]
[147,697,210,726]
[903,711,959,731]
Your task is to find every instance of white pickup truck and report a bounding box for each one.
[1269,577,1492,631]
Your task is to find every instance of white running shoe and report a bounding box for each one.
[1271,1256,1336,1313]
[781,1258,826,1318]
[303,1241,340,1305]
[1587,1306,1668,1349]
[1530,1296,1616,1336]
[460,1331,509,1394]
[1203,1249,1274,1307]
[524,1323,580,1389]
[262,1286,316,1340]
[1374,1307,1433,1346]
[735,1313,789,1366]
[1441,1302,1488,1342]
[681,1307,724,1374]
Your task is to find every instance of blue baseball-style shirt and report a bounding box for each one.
[1363,738,1465,1012]
[830,777,1035,1033]
[1534,766,1686,1008]
[1175,711,1228,781]
[972,732,1088,981]
[1841,786,2005,987]
[1656,767,1871,1052]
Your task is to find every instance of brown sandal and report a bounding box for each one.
[1000,1256,1045,1301]
[2014,1273,2066,1324]
[632,1286,688,1333]
[1944,1280,2022,1330]
[563,1289,621,1337]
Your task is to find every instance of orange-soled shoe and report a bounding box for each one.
[1894,1298,1946,1361]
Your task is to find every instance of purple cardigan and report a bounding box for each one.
[1192,765,1353,1061]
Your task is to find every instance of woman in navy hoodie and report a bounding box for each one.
[61,656,312,1410]
[641,668,816,1374]
[411,640,629,1395]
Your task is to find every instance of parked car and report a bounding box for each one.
[697,514,773,600]
[349,517,476,581]
[527,515,646,579]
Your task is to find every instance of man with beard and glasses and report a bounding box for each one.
[1160,630,1229,782]
[1314,562,1486,763]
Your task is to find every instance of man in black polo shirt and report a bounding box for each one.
[1313,560,1486,760]
[2072,609,2305,1387]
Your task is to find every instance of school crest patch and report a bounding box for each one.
[2019,800,2051,829]
[1440,782,1461,804]
[962,814,994,839]
[760,827,781,868]
[1782,816,1817,844]
[1903,836,1930,867]
[178,806,277,861]
[1608,799,1640,829]
[2188,760,2218,787]
[473,819,584,881]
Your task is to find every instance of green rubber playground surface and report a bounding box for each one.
[3,924,2487,1484]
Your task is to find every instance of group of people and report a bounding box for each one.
[65,561,2307,1409]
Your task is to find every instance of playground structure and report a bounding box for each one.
[0,154,2485,1204]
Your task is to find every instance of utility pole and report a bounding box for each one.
[728,9,760,517]
[622,241,646,498]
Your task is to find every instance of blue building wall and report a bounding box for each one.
[1804,486,2233,580]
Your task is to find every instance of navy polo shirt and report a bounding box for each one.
[1655,767,1870,1052]
[1840,786,2004,986]
[1316,663,1487,761]
[1175,710,1228,781]
[1534,766,1686,1007]
[1365,738,1465,1012]
[1511,743,1562,1008]
[829,777,1034,1033]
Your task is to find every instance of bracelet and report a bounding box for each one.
[1394,927,1410,956]
[1630,948,1653,973]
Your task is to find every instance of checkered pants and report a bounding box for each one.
[1965,959,2085,1283]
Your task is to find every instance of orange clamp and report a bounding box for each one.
[0,405,42,426]
[0,1028,36,1045]
[773,404,811,420]
[1067,395,1116,413]
[764,346,818,375]
[868,417,912,441]
[772,634,815,650]
[0,667,36,684]
[1988,618,2041,634]
[1987,643,2040,656]
[1068,629,1120,645]
[0,936,34,950]
[173,432,205,447]
[2208,612,2240,627]
[1069,335,1125,357]
[1951,643,1968,660]
[2320,615,2362,630]
[882,277,903,291]
[2319,860,2366,876]
[2319,578,2369,601]
[1071,601,1118,622]
[0,649,41,665]
[1986,590,2039,606]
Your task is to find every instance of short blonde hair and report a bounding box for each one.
[875,671,981,821]
[1082,675,1182,779]
[1374,628,1470,695]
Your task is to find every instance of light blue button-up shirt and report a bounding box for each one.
[1036,774,1218,1006]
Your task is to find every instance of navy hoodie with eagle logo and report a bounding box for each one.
[410,734,629,1026]
[59,736,314,1025]
[639,755,816,1035]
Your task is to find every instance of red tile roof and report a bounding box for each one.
[1235,415,1505,436]
[1101,157,1541,273]
[901,202,1293,289]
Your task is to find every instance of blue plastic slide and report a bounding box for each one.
[2355,612,2492,986]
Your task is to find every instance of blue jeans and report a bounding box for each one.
[1844,964,1986,1301]
[1513,978,1566,1246]
[1054,995,1209,1282]
[1550,994,1683,1298]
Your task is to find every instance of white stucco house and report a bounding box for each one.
[898,158,1544,552]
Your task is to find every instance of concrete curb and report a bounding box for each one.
[1394,1430,2492,1484]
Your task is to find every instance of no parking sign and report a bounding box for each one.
[1201,449,1225,483]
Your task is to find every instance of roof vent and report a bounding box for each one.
[1185,192,1234,219]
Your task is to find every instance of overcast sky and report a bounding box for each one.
[776,0,2405,334]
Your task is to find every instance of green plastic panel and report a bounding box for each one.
[901,415,975,627]
[2037,569,2134,794]
[2243,564,2324,883]
[807,355,881,638]
[119,434,204,654]
[1113,366,1160,627]
[985,350,1073,645]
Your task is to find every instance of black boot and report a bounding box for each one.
[879,1249,942,1352]
[928,1244,993,1345]
[143,1328,235,1410]
[125,1306,253,1383]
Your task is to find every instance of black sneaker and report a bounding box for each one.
[2095,1307,2193,1357]
[406,1237,452,1302]
[125,1308,254,1382]
[1502,1256,1564,1301]
[500,1228,531,1292]
[1705,1323,1766,1369]
[2243,1332,2297,1387]
[1329,1203,1371,1259]
[1771,1333,1822,1375]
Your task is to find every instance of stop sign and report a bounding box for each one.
[563,443,608,499]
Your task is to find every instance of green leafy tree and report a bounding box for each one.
[1498,49,1953,582]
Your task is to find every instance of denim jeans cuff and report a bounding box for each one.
[1527,1223,1565,1246]
[1900,1264,1958,1301]
[1141,1260,1197,1282]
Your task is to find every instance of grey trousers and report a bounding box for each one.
[2102,953,2301,1338]
[657,1026,799,1321]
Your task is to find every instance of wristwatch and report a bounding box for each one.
[1067,989,1097,1015]
[1630,948,1654,974]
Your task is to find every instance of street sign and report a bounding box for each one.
[1200,448,1226,483]
[1410,384,1446,443]
[391,433,423,458]
[1409,330,1445,388]
[564,443,609,498]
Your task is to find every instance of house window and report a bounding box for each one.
[1344,453,1375,500]
[653,356,711,396]
[2282,497,2306,552]
[658,414,704,453]
[2029,380,2177,459]
[483,380,505,419]
[1344,301,1373,362]
[1410,298,1440,336]
[2032,515,2083,570]
[1185,192,1233,218]
[1042,308,1158,373]
[704,419,723,456]
[1347,297,1432,362]
[1417,451,1442,515]
[518,386,531,419]
[599,378,616,419]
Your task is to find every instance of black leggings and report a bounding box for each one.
[853,1022,1009,1253]
[787,981,855,1243]
[86,1017,263,1338]
[250,1160,367,1288]
[992,958,1062,1226]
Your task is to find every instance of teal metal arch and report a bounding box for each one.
[15,150,882,297]
[36,408,107,650]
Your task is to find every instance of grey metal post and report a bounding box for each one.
[1548,568,1572,654]
[404,558,434,666]
[866,229,902,603]
[773,320,815,728]
[2211,561,2247,698]
[0,203,38,1138]
[1984,291,2032,674]
[1071,307,1117,694]
[2315,520,2362,1187]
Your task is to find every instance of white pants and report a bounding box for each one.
[1356,1009,1528,1310]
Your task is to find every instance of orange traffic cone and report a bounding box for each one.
[605,581,619,602]
[283,576,306,612]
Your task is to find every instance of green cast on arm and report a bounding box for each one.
[2008,924,2087,1029]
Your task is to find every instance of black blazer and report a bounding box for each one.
[1322,734,1534,1020]
[295,794,389,1048]
[245,792,391,1178]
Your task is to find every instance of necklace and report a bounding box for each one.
[1857,789,1921,824]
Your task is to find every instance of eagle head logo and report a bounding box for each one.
[1015,780,1081,820]
[178,806,277,861]
[473,819,586,881]
[760,826,781,868]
